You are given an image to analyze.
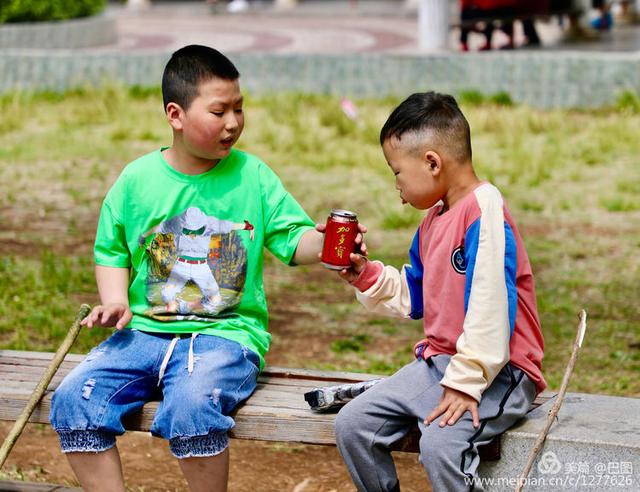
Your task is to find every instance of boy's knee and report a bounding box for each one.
[335,402,355,434]
[50,378,84,423]
[154,389,236,442]
[50,382,118,452]
[418,427,466,470]
[419,436,445,464]
[165,386,221,418]
[335,400,369,444]
[50,374,116,432]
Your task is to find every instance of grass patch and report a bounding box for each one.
[0,87,638,397]
[458,89,513,107]
[600,195,640,212]
[331,334,373,353]
[381,207,423,230]
[0,255,104,352]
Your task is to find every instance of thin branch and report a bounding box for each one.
[0,304,91,469]
[515,309,587,492]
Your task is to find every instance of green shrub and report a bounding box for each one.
[458,90,485,106]
[616,90,640,113]
[489,91,513,106]
[0,0,106,23]
[458,89,513,107]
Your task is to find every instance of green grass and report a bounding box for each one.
[331,334,373,353]
[0,85,638,397]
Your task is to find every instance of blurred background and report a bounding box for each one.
[0,1,639,490]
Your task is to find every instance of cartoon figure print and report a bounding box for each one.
[139,206,254,320]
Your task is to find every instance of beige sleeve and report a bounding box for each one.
[355,261,413,318]
[440,184,511,402]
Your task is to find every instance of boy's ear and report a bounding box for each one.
[165,102,184,131]
[423,150,442,175]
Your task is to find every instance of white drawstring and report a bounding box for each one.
[188,333,198,375]
[157,336,179,386]
[157,333,198,386]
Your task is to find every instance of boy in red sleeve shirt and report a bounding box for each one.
[335,92,545,491]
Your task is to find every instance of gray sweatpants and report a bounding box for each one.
[335,355,536,492]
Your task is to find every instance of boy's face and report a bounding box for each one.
[382,136,443,210]
[176,77,244,161]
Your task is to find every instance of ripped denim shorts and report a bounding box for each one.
[50,329,260,458]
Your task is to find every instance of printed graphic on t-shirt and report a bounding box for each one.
[139,206,252,321]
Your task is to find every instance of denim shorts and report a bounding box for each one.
[50,329,260,458]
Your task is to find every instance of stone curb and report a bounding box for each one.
[1,50,639,108]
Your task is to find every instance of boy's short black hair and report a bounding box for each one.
[162,45,240,111]
[380,92,472,163]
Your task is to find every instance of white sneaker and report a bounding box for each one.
[227,0,249,13]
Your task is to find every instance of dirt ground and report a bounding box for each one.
[0,422,429,491]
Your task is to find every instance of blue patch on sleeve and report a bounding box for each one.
[405,227,424,320]
[463,218,480,315]
[504,223,517,336]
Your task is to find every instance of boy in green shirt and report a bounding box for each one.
[50,45,359,492]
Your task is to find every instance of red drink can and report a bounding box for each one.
[321,209,358,270]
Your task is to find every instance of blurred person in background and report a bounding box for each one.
[459,0,518,51]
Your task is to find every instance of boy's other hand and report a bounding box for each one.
[354,222,368,257]
[81,303,132,330]
[425,387,480,428]
[338,253,367,283]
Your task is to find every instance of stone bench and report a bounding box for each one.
[479,392,640,491]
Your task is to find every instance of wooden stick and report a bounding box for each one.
[515,309,587,492]
[0,304,91,469]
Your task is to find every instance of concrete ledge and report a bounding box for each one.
[479,393,640,491]
[0,51,638,108]
[0,14,116,49]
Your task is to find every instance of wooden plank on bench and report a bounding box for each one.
[0,479,80,491]
[0,350,554,459]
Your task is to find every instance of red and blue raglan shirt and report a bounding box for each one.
[352,183,545,401]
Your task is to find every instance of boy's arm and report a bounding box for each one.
[81,265,132,330]
[439,185,512,403]
[350,260,414,318]
[292,229,324,265]
[346,227,423,319]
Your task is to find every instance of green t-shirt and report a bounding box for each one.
[94,148,315,369]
